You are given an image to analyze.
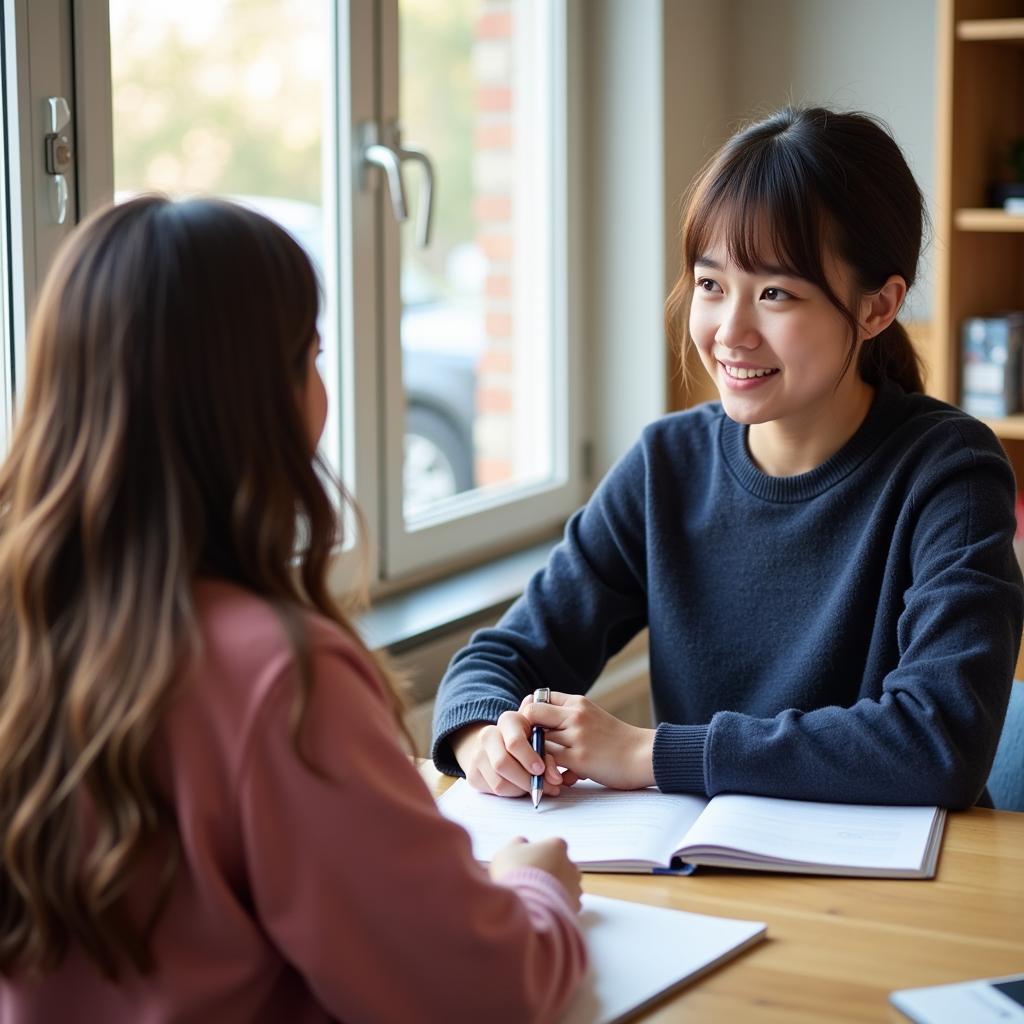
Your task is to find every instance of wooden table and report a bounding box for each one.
[420,763,1024,1022]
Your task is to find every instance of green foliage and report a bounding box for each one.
[400,0,477,274]
[111,0,480,289]
[111,0,324,202]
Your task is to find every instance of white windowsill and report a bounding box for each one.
[357,538,558,654]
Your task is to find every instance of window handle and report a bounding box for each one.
[396,142,434,248]
[44,96,73,224]
[359,123,434,249]
[364,142,409,223]
[361,123,409,225]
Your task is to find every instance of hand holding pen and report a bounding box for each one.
[452,688,655,799]
[531,687,551,810]
[450,690,583,799]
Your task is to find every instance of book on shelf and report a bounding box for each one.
[439,779,946,878]
[561,894,765,1024]
[960,313,1024,418]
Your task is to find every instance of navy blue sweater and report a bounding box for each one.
[431,380,1024,808]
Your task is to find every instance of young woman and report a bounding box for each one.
[0,197,585,1023]
[432,106,1024,810]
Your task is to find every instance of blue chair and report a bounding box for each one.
[988,682,1024,812]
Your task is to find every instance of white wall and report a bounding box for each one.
[662,0,736,410]
[584,0,738,478]
[583,1,668,479]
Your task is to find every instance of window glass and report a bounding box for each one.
[108,0,341,472]
[399,0,558,521]
[0,83,11,449]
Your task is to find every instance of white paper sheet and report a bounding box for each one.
[438,779,707,868]
[680,794,940,871]
[562,895,766,1024]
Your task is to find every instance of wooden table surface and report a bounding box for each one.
[420,763,1024,1022]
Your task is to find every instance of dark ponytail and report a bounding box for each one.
[858,322,923,394]
[668,106,926,394]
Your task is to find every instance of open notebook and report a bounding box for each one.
[439,779,946,878]
[562,894,765,1024]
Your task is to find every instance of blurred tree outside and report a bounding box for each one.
[110,0,326,202]
[112,0,478,299]
[399,0,477,294]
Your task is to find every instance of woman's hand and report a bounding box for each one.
[489,836,582,911]
[520,692,656,791]
[450,715,567,798]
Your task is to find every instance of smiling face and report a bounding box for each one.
[671,109,918,474]
[688,237,870,435]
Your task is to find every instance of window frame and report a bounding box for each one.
[376,0,586,580]
[7,0,589,596]
[0,2,14,442]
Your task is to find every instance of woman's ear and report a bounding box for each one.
[859,275,907,340]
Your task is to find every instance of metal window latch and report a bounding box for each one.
[44,96,72,224]
[395,139,434,248]
[360,121,435,248]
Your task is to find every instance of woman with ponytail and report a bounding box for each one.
[433,106,1023,811]
[0,197,585,1022]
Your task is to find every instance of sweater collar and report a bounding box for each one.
[719,377,905,502]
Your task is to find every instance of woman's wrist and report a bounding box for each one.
[628,726,657,788]
[451,722,487,773]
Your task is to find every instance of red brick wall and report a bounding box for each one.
[473,0,515,486]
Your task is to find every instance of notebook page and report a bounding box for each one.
[439,779,707,867]
[562,895,766,1024]
[679,795,938,870]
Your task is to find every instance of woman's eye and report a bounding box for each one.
[761,287,792,301]
[696,278,721,293]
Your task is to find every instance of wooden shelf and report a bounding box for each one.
[941,2,1024,684]
[957,18,1024,43]
[955,208,1024,231]
[982,415,1024,441]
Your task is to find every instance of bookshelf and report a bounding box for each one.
[934,0,1024,678]
[955,208,1024,230]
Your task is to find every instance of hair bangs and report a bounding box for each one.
[683,138,830,291]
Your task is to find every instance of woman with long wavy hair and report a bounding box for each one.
[0,196,585,1023]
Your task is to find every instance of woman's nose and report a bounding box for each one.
[714,303,761,350]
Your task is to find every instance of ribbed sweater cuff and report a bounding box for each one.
[653,722,710,794]
[496,866,580,916]
[430,697,519,776]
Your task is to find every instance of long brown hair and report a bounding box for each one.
[0,196,402,979]
[667,106,926,394]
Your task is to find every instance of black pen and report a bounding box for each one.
[531,687,550,810]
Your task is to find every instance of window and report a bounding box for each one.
[3,0,585,587]
[0,48,11,448]
[382,0,581,576]
[2,0,82,405]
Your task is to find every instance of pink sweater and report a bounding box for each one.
[1,580,586,1023]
